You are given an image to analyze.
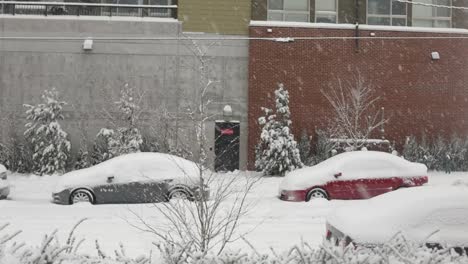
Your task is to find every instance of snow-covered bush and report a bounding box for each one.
[74,144,91,170]
[113,83,143,154]
[2,221,468,264]
[0,136,33,173]
[91,128,118,165]
[255,84,303,176]
[309,130,335,165]
[403,134,468,172]
[298,130,312,166]
[24,88,71,175]
[92,84,144,164]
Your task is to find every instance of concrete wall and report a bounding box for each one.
[178,0,251,35]
[0,16,249,169]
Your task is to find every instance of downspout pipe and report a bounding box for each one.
[355,0,360,53]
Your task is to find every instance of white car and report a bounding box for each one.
[0,164,10,199]
[52,153,209,205]
[279,151,427,202]
[326,186,468,254]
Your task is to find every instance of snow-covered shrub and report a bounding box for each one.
[74,144,91,170]
[91,128,118,165]
[91,84,145,164]
[2,221,468,264]
[113,83,143,154]
[255,84,303,176]
[298,130,312,166]
[403,134,468,172]
[309,130,334,165]
[0,137,33,173]
[24,88,71,175]
[141,135,160,153]
[155,233,468,264]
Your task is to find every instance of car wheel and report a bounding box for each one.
[306,188,329,201]
[70,189,94,204]
[169,189,193,201]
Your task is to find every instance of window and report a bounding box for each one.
[367,0,407,26]
[413,0,451,28]
[316,0,337,23]
[267,0,309,22]
[149,0,173,17]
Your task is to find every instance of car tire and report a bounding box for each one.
[168,189,193,201]
[306,188,329,201]
[70,189,94,204]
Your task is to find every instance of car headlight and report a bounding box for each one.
[0,171,7,180]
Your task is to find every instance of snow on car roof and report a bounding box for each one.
[327,186,468,245]
[280,151,426,190]
[54,152,200,192]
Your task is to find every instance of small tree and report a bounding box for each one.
[310,129,334,165]
[113,83,143,154]
[92,84,144,164]
[256,84,303,176]
[321,75,387,151]
[130,37,259,256]
[74,141,91,170]
[24,88,71,175]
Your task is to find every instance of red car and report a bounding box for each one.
[279,151,428,202]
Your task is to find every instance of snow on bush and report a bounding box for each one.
[403,134,468,172]
[23,88,71,175]
[74,144,91,170]
[92,84,144,164]
[0,136,33,173]
[2,221,467,264]
[255,84,303,176]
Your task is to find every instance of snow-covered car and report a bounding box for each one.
[279,151,427,201]
[0,164,10,199]
[325,186,468,254]
[52,153,209,205]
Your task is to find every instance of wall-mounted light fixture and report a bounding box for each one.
[83,38,93,51]
[431,51,440,60]
[223,105,233,118]
[267,28,273,33]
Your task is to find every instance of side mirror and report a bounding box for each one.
[107,176,115,183]
[334,172,342,179]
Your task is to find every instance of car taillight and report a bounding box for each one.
[326,229,332,240]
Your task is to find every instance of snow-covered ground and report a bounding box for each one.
[1,171,467,257]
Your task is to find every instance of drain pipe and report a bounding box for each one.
[355,0,360,53]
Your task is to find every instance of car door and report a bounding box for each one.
[336,157,397,199]
[117,157,170,203]
[93,161,156,204]
[359,158,400,197]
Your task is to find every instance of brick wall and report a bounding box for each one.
[248,25,468,169]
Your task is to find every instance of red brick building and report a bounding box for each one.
[247,1,468,168]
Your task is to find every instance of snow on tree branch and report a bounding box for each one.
[24,88,71,175]
[256,83,303,176]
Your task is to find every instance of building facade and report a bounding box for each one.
[1,0,468,171]
[247,0,468,169]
